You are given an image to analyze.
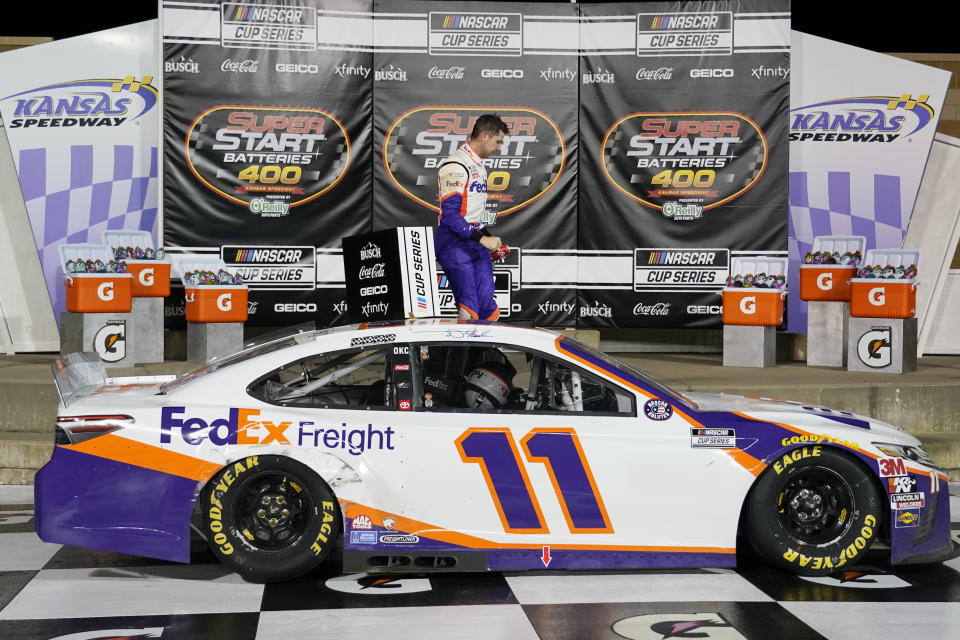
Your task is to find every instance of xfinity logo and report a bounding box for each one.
[165,56,199,74]
[221,58,259,73]
[481,68,523,79]
[753,65,789,80]
[359,263,386,280]
[690,68,734,78]
[332,300,347,314]
[276,63,319,74]
[274,303,317,312]
[375,64,408,82]
[633,302,670,316]
[540,67,576,82]
[428,66,465,80]
[579,302,613,318]
[635,67,673,81]
[582,68,615,84]
[361,301,389,317]
[538,301,575,314]
[335,63,370,79]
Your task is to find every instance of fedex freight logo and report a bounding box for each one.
[160,407,396,455]
[185,106,350,214]
[636,11,733,57]
[790,95,934,143]
[384,107,565,218]
[221,3,317,51]
[428,12,522,56]
[3,76,157,129]
[222,245,316,290]
[602,113,767,218]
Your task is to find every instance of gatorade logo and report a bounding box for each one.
[817,272,833,290]
[93,321,126,363]
[739,296,756,314]
[138,268,155,286]
[217,293,232,311]
[97,281,115,301]
[857,327,892,368]
[869,287,886,306]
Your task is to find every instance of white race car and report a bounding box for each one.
[37,319,953,582]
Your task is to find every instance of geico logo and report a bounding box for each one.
[97,281,115,301]
[869,287,886,306]
[816,272,833,290]
[481,68,523,79]
[138,268,155,286]
[739,296,756,314]
[687,305,721,314]
[690,68,734,78]
[217,293,233,311]
[275,63,319,74]
[274,303,318,312]
[360,285,388,296]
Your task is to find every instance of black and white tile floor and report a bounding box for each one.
[2,484,959,640]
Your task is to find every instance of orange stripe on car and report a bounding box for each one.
[64,434,222,481]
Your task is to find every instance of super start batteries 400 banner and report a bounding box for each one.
[163,0,789,329]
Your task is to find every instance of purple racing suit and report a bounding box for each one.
[435,143,499,320]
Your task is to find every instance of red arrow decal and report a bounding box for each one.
[541,546,552,567]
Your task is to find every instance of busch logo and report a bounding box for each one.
[375,64,408,82]
[635,67,674,80]
[165,57,199,74]
[540,67,576,82]
[579,301,613,318]
[582,68,615,84]
[221,59,259,73]
[633,302,671,316]
[428,66,465,80]
[359,263,386,280]
[360,243,381,260]
[335,63,370,79]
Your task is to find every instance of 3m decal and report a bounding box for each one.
[878,457,907,477]
[456,428,613,534]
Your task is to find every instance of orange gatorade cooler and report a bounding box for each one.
[850,280,917,318]
[126,260,171,297]
[185,286,248,323]
[65,274,133,313]
[722,289,785,326]
[799,265,856,301]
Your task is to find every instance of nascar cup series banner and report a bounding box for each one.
[579,0,790,327]
[371,1,580,326]
[0,21,159,324]
[162,0,372,327]
[787,32,950,333]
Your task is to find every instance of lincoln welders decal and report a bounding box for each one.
[185,105,350,214]
[602,112,767,220]
[383,106,564,218]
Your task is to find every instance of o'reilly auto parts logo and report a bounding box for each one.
[602,112,767,219]
[185,106,350,214]
[221,245,316,290]
[636,11,733,57]
[790,95,935,143]
[634,248,729,292]
[220,3,317,51]
[93,320,126,363]
[428,12,522,56]
[384,107,565,218]
[3,76,157,129]
[858,326,892,368]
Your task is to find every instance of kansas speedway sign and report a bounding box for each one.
[383,106,565,218]
[185,105,350,217]
[603,112,768,220]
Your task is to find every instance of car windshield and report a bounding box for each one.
[559,336,698,411]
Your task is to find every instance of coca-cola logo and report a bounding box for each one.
[221,59,259,73]
[635,67,674,81]
[359,263,386,280]
[428,66,465,80]
[633,302,671,316]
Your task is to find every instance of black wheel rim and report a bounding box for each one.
[231,471,314,551]
[776,466,855,546]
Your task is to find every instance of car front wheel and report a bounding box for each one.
[202,455,341,582]
[746,447,884,575]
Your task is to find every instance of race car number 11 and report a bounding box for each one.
[456,428,613,534]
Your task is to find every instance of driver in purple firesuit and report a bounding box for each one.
[435,114,508,321]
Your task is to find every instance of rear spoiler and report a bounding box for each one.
[52,352,176,408]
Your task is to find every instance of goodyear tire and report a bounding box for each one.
[746,446,883,575]
[202,455,341,583]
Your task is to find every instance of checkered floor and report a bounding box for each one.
[2,485,959,640]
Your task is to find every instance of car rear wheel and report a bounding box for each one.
[202,455,341,582]
[746,447,883,575]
